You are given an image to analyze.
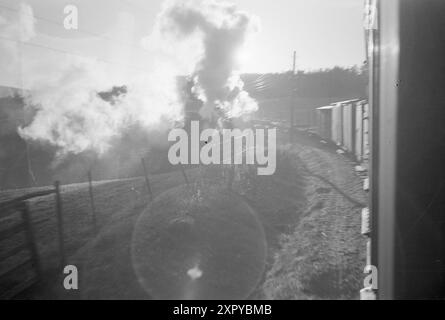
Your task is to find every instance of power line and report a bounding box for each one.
[118,0,153,17]
[0,35,151,73]
[0,2,149,54]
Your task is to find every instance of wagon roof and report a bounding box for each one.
[317,105,334,110]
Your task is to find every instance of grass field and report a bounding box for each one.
[1,130,367,300]
[132,184,267,300]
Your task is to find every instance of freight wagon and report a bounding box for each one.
[316,99,369,163]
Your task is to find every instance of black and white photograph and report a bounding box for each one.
[0,0,444,304]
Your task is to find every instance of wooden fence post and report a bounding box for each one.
[179,163,189,186]
[141,158,153,201]
[227,165,235,191]
[54,181,66,268]
[87,171,98,233]
[21,201,42,278]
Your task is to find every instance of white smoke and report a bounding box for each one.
[18,56,183,156]
[0,3,35,42]
[2,0,259,159]
[0,3,184,158]
[150,0,260,120]
[0,3,35,88]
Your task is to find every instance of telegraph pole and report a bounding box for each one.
[18,34,36,187]
[289,51,296,143]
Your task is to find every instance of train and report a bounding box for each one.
[366,0,445,299]
[313,0,445,300]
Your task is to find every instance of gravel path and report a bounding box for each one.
[262,133,368,299]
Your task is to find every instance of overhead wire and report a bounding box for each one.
[0,2,149,53]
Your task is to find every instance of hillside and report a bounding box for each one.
[0,67,367,189]
[2,129,367,300]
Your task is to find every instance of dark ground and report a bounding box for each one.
[2,129,367,300]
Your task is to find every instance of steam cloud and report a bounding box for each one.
[1,0,259,159]
[152,0,259,120]
[0,3,35,87]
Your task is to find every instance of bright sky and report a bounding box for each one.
[0,0,366,78]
